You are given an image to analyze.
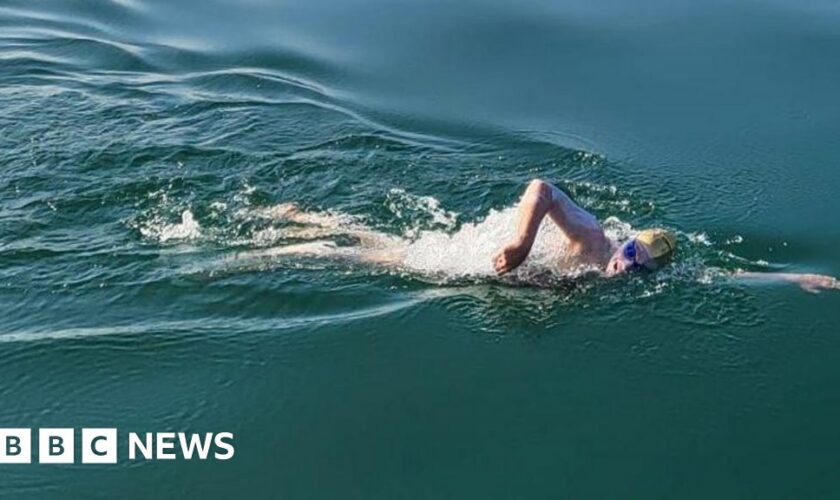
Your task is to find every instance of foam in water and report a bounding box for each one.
[385,188,458,237]
[687,232,713,246]
[139,209,201,242]
[401,206,595,278]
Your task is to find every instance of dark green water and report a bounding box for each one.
[2,0,840,497]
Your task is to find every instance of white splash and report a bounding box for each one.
[139,210,201,242]
[402,206,596,277]
[687,232,712,246]
[386,188,458,237]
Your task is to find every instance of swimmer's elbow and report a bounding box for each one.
[527,178,547,190]
[524,179,554,207]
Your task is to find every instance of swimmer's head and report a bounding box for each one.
[605,228,677,276]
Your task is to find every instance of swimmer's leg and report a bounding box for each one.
[234,240,341,260]
[238,201,409,266]
[272,203,405,249]
[266,203,349,229]
[235,239,406,267]
[357,244,407,267]
[248,201,357,239]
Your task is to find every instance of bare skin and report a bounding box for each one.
[236,203,408,265]
[492,179,612,274]
[735,272,840,294]
[492,179,839,292]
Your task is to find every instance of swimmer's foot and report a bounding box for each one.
[492,239,531,275]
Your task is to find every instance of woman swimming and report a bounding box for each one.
[243,179,838,292]
[491,179,837,292]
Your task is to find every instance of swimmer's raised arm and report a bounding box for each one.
[734,271,840,293]
[492,179,610,274]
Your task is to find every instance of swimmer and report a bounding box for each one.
[248,180,837,292]
[492,179,839,292]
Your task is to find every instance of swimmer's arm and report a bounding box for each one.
[512,180,556,247]
[543,183,602,244]
[734,271,839,293]
[493,179,603,274]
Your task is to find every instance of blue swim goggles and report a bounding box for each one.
[622,239,643,270]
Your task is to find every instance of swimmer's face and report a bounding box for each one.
[605,239,653,276]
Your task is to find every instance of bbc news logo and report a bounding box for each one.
[0,429,235,464]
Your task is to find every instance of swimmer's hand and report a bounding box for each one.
[791,273,840,294]
[736,271,840,294]
[492,239,531,275]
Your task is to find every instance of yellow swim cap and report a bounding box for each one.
[636,228,677,266]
